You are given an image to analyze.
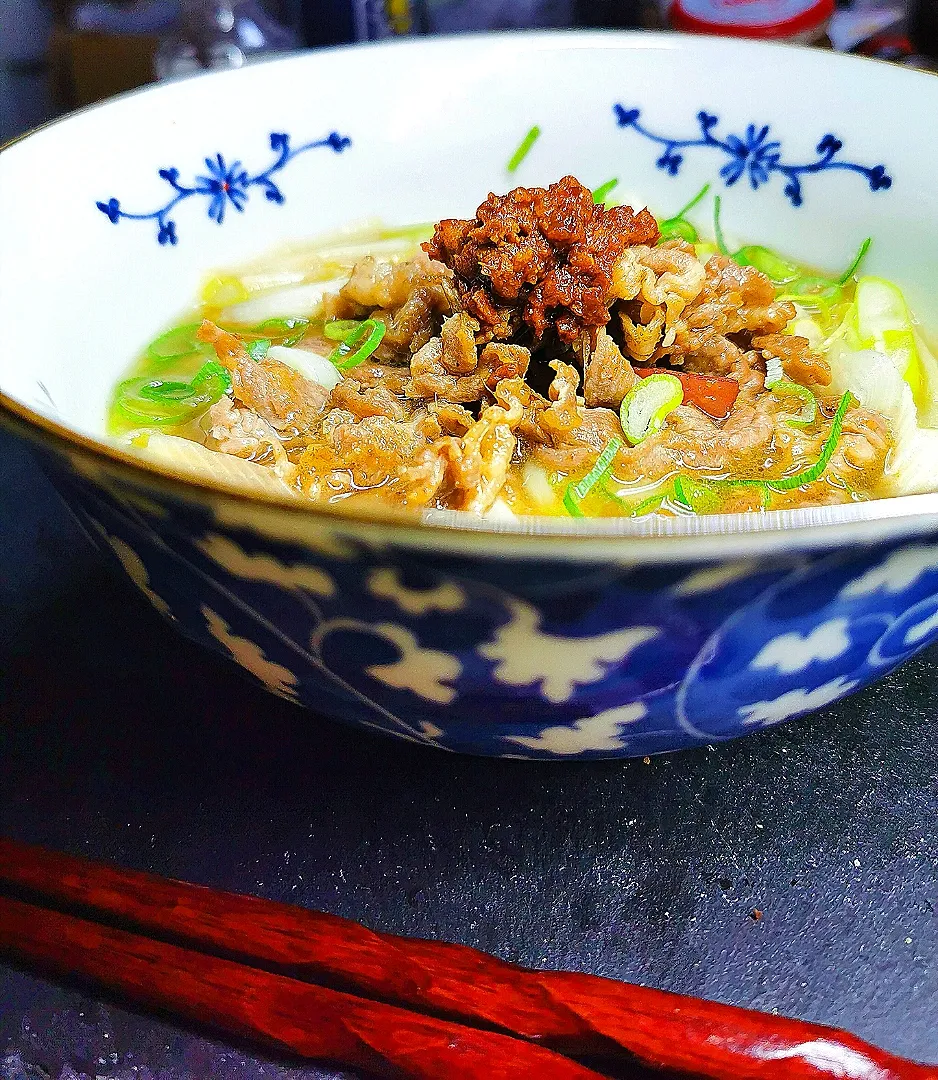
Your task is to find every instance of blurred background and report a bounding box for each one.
[1,0,936,146]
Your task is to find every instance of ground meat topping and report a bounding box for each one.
[424,175,659,345]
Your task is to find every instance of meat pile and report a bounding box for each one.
[198,176,890,514]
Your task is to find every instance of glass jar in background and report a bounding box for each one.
[667,0,834,43]
[155,0,301,79]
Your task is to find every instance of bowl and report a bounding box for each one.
[3,32,938,758]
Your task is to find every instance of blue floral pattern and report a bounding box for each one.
[614,106,892,206]
[41,446,938,760]
[96,131,351,245]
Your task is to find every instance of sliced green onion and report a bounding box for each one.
[764,355,783,388]
[632,492,666,516]
[836,237,872,286]
[201,274,250,308]
[694,241,719,262]
[328,318,386,371]
[658,183,710,244]
[323,319,363,341]
[672,474,692,510]
[713,194,729,256]
[378,222,435,242]
[563,488,586,518]
[506,125,541,173]
[783,276,842,304]
[592,178,619,204]
[767,391,852,491]
[771,379,817,428]
[563,438,623,516]
[146,323,213,363]
[733,246,801,285]
[245,338,271,361]
[114,360,231,427]
[252,316,310,347]
[660,218,699,243]
[672,474,723,514]
[620,373,684,446]
[671,182,711,221]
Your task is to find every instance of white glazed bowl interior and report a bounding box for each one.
[2,32,938,548]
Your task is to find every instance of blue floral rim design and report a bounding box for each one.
[96,131,351,246]
[614,106,892,207]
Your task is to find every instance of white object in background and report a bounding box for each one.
[154,0,299,80]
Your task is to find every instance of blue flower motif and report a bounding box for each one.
[198,153,250,224]
[614,105,641,127]
[614,104,893,208]
[96,197,122,223]
[720,124,781,190]
[657,149,683,176]
[96,130,352,245]
[816,134,843,157]
[868,165,892,191]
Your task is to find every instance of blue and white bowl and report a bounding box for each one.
[2,32,938,758]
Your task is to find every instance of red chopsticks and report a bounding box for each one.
[0,838,933,1080]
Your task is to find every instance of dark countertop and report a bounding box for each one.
[3,421,938,1078]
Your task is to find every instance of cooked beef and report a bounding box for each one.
[198,321,329,436]
[584,328,636,409]
[187,180,894,517]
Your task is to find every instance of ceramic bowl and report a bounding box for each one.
[3,32,938,758]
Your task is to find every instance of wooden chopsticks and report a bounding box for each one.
[0,893,602,1079]
[0,838,934,1080]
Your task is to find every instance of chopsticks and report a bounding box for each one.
[0,894,602,1079]
[0,838,934,1080]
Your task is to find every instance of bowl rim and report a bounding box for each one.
[3,29,938,561]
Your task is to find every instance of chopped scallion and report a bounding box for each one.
[592,178,619,204]
[713,195,729,256]
[658,183,710,244]
[323,319,363,341]
[251,316,310,347]
[672,182,711,221]
[563,487,586,517]
[733,246,801,285]
[767,391,852,491]
[764,356,783,388]
[771,379,817,428]
[146,323,212,363]
[328,318,386,370]
[563,438,623,515]
[114,360,231,427]
[836,237,872,286]
[245,338,271,362]
[506,125,541,173]
[620,373,684,446]
[660,218,699,243]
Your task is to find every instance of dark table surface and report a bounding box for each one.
[4,422,938,1079]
